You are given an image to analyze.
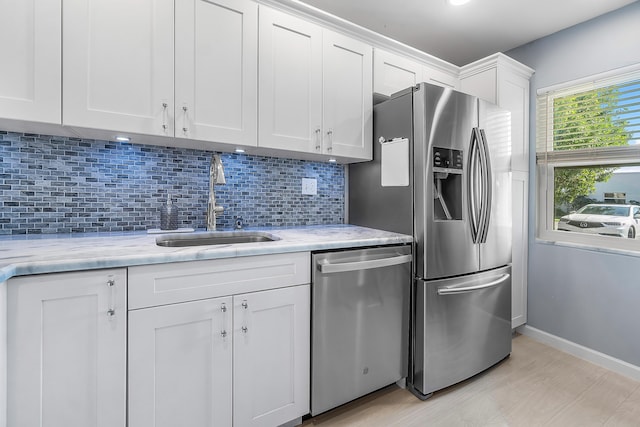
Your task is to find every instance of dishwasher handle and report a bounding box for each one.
[437,273,510,295]
[317,254,412,274]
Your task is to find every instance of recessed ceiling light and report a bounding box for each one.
[448,0,471,5]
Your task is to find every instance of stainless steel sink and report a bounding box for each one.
[156,231,280,247]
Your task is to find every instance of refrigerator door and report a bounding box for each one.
[479,100,512,270]
[411,265,512,397]
[414,83,479,280]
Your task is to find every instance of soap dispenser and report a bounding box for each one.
[160,194,178,230]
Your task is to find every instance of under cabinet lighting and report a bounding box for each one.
[235,148,246,153]
[328,158,337,163]
[447,0,471,5]
[115,136,131,142]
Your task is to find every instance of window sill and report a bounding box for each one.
[535,234,640,259]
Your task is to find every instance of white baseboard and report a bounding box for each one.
[517,325,640,382]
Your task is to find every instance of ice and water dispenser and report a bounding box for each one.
[432,147,463,221]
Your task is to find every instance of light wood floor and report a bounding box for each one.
[302,334,640,426]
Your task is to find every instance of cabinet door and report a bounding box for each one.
[422,65,460,90]
[323,30,373,160]
[234,285,310,427]
[498,72,530,172]
[63,0,174,136]
[459,67,498,104]
[7,269,126,427]
[128,297,233,427]
[175,0,257,146]
[511,170,528,328]
[259,7,322,153]
[0,0,61,123]
[373,49,421,97]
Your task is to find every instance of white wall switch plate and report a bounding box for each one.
[301,178,317,195]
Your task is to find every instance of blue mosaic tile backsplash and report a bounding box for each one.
[0,131,345,235]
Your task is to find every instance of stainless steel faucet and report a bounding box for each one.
[206,154,226,231]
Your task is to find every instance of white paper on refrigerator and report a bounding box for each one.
[381,138,409,187]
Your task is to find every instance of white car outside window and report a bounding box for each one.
[557,204,640,239]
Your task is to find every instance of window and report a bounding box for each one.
[536,65,640,251]
[603,192,627,204]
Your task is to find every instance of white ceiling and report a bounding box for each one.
[296,0,637,66]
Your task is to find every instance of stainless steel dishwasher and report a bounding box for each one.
[311,245,412,416]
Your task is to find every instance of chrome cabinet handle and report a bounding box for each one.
[327,129,333,152]
[314,127,321,151]
[241,299,249,334]
[437,273,510,295]
[161,102,168,132]
[107,279,115,317]
[182,105,189,135]
[220,302,229,340]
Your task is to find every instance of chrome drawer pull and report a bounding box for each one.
[437,273,510,296]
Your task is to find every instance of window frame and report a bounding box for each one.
[536,63,640,254]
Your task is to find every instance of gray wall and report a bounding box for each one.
[506,1,640,367]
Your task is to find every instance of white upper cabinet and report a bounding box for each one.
[258,7,323,154]
[63,0,259,147]
[322,30,372,160]
[422,64,459,90]
[259,7,372,161]
[373,49,422,97]
[63,0,174,137]
[373,48,459,96]
[0,0,61,124]
[460,54,533,172]
[175,0,257,146]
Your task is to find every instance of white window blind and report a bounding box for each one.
[537,68,640,165]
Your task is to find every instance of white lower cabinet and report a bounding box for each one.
[127,253,311,427]
[233,286,310,427]
[128,296,234,427]
[129,284,310,427]
[6,269,127,427]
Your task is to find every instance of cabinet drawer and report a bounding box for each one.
[128,252,310,309]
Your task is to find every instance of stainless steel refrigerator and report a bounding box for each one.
[349,82,512,399]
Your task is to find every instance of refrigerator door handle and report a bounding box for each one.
[468,128,482,243]
[437,273,510,295]
[478,128,493,244]
[317,254,412,274]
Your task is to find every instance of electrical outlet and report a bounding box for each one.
[301,178,317,195]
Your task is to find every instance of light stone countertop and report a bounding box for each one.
[0,225,413,282]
